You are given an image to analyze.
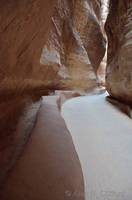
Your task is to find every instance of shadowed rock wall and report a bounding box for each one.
[0,0,59,96]
[105,0,132,105]
[0,0,58,185]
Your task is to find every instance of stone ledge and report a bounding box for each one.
[0,97,42,187]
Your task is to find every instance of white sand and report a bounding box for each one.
[62,92,132,200]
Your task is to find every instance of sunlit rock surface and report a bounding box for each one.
[41,0,106,90]
[105,0,132,105]
[0,0,105,94]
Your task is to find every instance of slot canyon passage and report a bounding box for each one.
[0,0,132,199]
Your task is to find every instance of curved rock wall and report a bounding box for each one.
[105,0,132,105]
[0,0,59,96]
[0,0,106,138]
[0,0,58,184]
[0,0,105,194]
[41,0,106,90]
[0,0,106,95]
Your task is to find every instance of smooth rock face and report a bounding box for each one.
[0,0,105,94]
[0,97,41,186]
[0,0,57,183]
[105,0,132,105]
[0,0,59,95]
[41,0,106,90]
[0,0,106,133]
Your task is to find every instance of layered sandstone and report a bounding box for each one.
[105,0,132,105]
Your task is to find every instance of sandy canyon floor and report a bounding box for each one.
[62,92,132,200]
[1,92,132,200]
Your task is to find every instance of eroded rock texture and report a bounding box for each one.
[106,0,132,105]
[0,0,60,96]
[41,0,106,90]
[0,0,106,184]
[0,0,106,95]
